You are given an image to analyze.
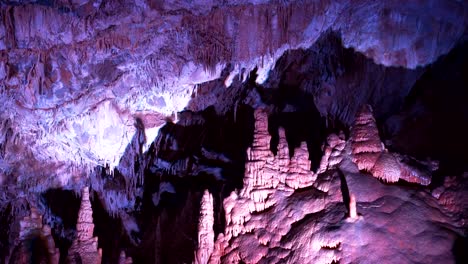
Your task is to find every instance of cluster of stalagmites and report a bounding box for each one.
[193,108,345,263]
[9,187,132,264]
[193,106,440,263]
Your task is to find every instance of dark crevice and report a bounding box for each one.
[41,189,81,264]
[337,169,351,215]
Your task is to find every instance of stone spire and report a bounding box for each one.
[194,190,215,264]
[349,194,358,219]
[350,105,431,185]
[223,108,317,239]
[68,187,102,264]
[76,187,95,241]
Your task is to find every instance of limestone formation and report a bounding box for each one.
[350,105,432,185]
[317,133,346,174]
[13,206,60,264]
[0,0,464,196]
[194,190,215,264]
[208,108,342,263]
[0,1,466,262]
[67,187,102,264]
[196,106,463,263]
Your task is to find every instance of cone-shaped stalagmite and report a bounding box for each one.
[350,105,431,185]
[67,187,102,264]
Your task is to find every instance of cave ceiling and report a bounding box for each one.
[0,0,466,183]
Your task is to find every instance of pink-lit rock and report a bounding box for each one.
[12,206,60,264]
[196,107,462,263]
[194,190,215,264]
[350,105,432,185]
[67,187,102,264]
[119,251,133,264]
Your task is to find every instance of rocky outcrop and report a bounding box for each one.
[350,105,433,185]
[11,206,60,264]
[67,187,102,264]
[432,172,468,230]
[195,107,463,263]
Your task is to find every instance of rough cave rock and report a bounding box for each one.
[0,0,467,263]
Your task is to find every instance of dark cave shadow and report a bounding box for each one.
[8,231,52,264]
[41,189,81,264]
[453,235,468,264]
[100,104,256,264]
[381,39,468,187]
[336,169,351,215]
[268,110,325,172]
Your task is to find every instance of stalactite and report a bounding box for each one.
[4,7,17,49]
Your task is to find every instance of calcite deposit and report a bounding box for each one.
[67,187,102,264]
[350,105,433,185]
[0,0,466,188]
[194,106,464,263]
[9,206,60,264]
[194,190,215,264]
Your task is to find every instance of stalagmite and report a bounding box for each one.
[67,187,102,264]
[194,190,215,264]
[212,107,331,262]
[14,206,60,264]
[349,194,358,219]
[350,105,432,185]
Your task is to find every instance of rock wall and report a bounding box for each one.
[0,0,466,187]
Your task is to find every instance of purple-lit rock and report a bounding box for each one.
[0,0,466,263]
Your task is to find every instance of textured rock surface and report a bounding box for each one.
[10,206,60,264]
[0,0,466,188]
[200,107,464,263]
[195,190,215,264]
[350,105,432,185]
[67,187,102,264]
[119,250,133,264]
[0,1,466,262]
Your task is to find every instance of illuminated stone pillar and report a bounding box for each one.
[67,187,102,264]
